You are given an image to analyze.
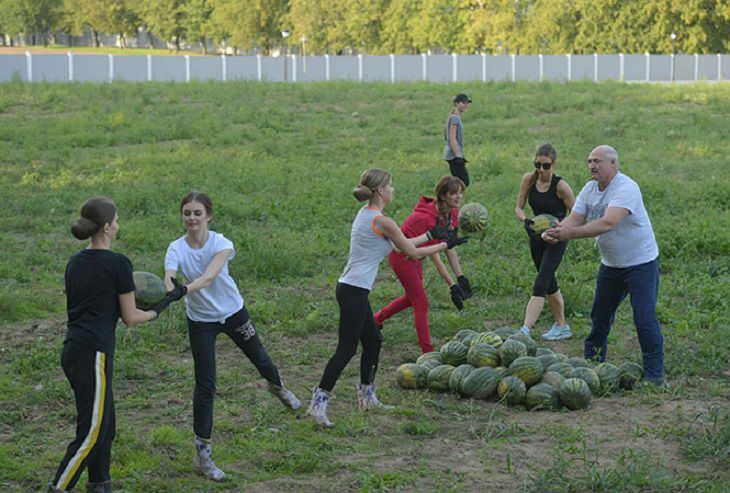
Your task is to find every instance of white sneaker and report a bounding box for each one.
[194,436,226,481]
[541,323,572,341]
[268,382,302,410]
[356,383,394,411]
[519,325,530,336]
[306,387,334,428]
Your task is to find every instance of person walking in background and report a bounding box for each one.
[375,176,472,353]
[49,197,183,493]
[544,145,665,386]
[514,143,575,340]
[163,191,301,482]
[442,93,472,186]
[307,169,467,428]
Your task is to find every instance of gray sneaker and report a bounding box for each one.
[268,382,302,410]
[519,325,530,336]
[541,323,572,341]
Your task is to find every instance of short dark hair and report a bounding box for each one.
[536,143,557,161]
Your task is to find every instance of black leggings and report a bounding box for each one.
[318,283,382,392]
[187,306,281,439]
[529,236,568,297]
[447,158,470,187]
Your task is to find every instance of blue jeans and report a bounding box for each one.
[584,257,664,381]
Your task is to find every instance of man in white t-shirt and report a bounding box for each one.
[544,145,664,386]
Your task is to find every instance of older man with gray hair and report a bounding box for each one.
[544,145,664,386]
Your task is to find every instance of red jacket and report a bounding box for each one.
[400,196,459,246]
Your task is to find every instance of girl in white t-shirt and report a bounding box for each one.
[163,191,301,482]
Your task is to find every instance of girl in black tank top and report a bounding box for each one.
[514,144,575,342]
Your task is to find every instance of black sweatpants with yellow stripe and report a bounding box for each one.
[50,340,115,491]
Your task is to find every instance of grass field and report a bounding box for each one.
[0,81,728,492]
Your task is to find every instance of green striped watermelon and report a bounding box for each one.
[508,356,543,387]
[618,362,644,390]
[558,378,593,410]
[419,359,443,372]
[395,363,428,389]
[494,326,518,339]
[498,376,527,406]
[553,353,569,363]
[453,329,479,345]
[537,353,559,371]
[499,339,527,367]
[493,366,509,381]
[133,271,166,310]
[546,362,575,378]
[540,371,566,389]
[567,357,593,368]
[458,203,489,233]
[507,333,537,356]
[460,367,502,399]
[536,347,555,357]
[594,363,620,394]
[427,364,455,392]
[448,364,475,394]
[440,340,469,366]
[571,367,601,395]
[526,383,561,411]
[416,351,442,365]
[467,343,501,368]
[472,331,503,348]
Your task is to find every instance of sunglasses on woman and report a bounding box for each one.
[534,161,553,170]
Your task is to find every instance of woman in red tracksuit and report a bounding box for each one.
[374,176,472,353]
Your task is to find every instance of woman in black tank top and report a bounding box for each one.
[514,144,575,341]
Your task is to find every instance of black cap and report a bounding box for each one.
[454,93,472,104]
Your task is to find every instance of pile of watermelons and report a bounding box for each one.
[395,326,646,411]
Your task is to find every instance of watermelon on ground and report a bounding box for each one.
[594,363,620,394]
[449,364,475,394]
[133,271,166,310]
[618,362,644,390]
[453,329,479,346]
[571,367,601,395]
[494,326,518,339]
[395,363,428,389]
[427,365,456,392]
[498,376,527,406]
[440,340,469,366]
[540,371,566,389]
[567,356,593,368]
[558,378,593,410]
[460,367,502,399]
[536,347,554,357]
[458,203,489,233]
[416,351,443,365]
[507,332,537,356]
[419,359,443,372]
[500,339,527,367]
[546,362,575,378]
[467,343,501,368]
[526,383,561,411]
[472,331,503,348]
[508,356,544,387]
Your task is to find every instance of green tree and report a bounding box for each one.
[465,0,531,54]
[210,0,287,54]
[184,0,213,53]
[410,0,467,53]
[379,0,421,53]
[138,0,187,51]
[3,0,62,45]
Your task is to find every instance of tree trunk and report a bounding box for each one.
[93,30,100,48]
[175,37,180,52]
[200,38,207,55]
[120,33,126,49]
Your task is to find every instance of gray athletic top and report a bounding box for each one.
[442,113,464,160]
[338,206,393,290]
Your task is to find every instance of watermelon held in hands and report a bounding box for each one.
[395,363,428,389]
[133,271,166,310]
[458,203,489,233]
[528,214,559,235]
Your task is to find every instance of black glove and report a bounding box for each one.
[457,275,473,299]
[523,218,538,239]
[150,279,187,318]
[167,277,188,301]
[452,157,466,167]
[445,227,469,249]
[427,222,450,241]
[450,284,464,310]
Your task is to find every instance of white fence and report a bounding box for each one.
[1,52,728,83]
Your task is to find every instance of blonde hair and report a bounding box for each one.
[352,168,392,202]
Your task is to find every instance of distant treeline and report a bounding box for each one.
[3,0,730,55]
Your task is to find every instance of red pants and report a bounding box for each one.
[374,252,432,353]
